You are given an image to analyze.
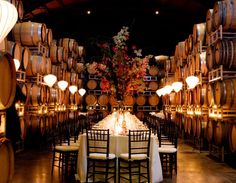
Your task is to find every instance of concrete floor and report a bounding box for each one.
[11,139,236,183]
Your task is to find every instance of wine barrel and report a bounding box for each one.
[206,120,214,143]
[21,46,30,71]
[192,117,198,137]
[228,122,236,153]
[98,94,109,106]
[85,94,97,105]
[165,57,177,73]
[48,88,58,105]
[207,83,215,107]
[0,138,14,183]
[149,66,158,76]
[215,79,236,108]
[58,38,77,52]
[74,92,82,105]
[6,0,24,21]
[26,55,47,76]
[45,28,53,46]
[214,121,229,147]
[215,39,236,69]
[206,9,214,33]
[196,116,208,139]
[87,79,98,90]
[75,62,84,73]
[0,52,16,110]
[123,95,135,106]
[213,0,236,31]
[136,95,146,106]
[7,41,22,64]
[206,46,215,71]
[49,45,65,63]
[12,21,47,46]
[196,83,207,106]
[62,89,70,106]
[148,95,159,106]
[45,57,51,75]
[26,83,47,106]
[70,72,78,85]
[148,81,158,91]
[193,22,206,45]
[195,51,208,76]
[109,95,118,106]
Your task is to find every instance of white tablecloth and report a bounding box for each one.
[77,133,163,183]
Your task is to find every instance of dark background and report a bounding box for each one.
[21,0,217,57]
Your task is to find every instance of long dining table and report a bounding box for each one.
[76,112,163,183]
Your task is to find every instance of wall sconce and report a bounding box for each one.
[14,58,20,71]
[78,88,86,96]
[43,74,57,87]
[69,85,78,94]
[58,80,68,91]
[172,81,183,92]
[0,0,18,43]
[186,75,199,89]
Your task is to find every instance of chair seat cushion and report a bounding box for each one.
[119,153,148,161]
[55,145,79,152]
[62,142,80,147]
[89,153,116,160]
[158,147,177,153]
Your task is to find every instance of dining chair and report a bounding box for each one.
[51,127,79,177]
[118,129,151,183]
[86,129,116,183]
[157,120,178,178]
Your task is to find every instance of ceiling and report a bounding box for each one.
[21,0,217,58]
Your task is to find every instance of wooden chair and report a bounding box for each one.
[118,129,151,183]
[86,129,116,182]
[51,128,79,177]
[157,121,178,178]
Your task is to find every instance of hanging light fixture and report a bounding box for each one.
[172,81,183,92]
[43,74,57,87]
[58,80,68,91]
[0,1,18,43]
[69,85,78,94]
[13,58,20,71]
[186,76,199,89]
[164,85,173,95]
[78,88,86,96]
[156,88,163,97]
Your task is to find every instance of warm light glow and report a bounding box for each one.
[69,85,78,94]
[58,80,68,91]
[156,88,163,96]
[155,10,159,15]
[0,1,18,43]
[186,76,199,89]
[43,74,57,87]
[87,10,91,15]
[164,85,173,95]
[78,88,86,96]
[172,81,183,92]
[14,58,20,71]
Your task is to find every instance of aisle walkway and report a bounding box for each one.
[12,140,236,183]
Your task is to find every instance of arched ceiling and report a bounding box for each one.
[21,0,217,56]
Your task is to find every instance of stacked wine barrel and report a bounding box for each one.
[161,0,236,159]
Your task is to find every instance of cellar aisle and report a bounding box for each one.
[12,140,236,183]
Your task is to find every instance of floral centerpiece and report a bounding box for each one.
[86,26,152,100]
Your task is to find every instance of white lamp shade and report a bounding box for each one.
[43,74,57,87]
[172,82,183,92]
[14,58,20,71]
[164,85,173,95]
[186,76,199,89]
[78,88,86,96]
[0,1,18,43]
[156,88,163,96]
[58,80,68,91]
[69,85,78,94]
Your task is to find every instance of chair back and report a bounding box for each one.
[86,129,110,157]
[128,129,151,159]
